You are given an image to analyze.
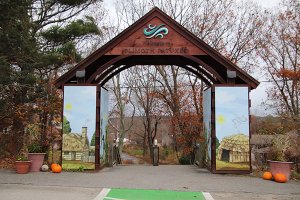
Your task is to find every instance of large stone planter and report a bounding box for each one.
[268,160,293,180]
[27,153,46,172]
[15,161,31,174]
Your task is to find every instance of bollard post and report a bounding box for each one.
[153,145,159,166]
[108,144,113,167]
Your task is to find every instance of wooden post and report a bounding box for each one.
[95,86,101,170]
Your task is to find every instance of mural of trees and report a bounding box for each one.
[63,116,72,135]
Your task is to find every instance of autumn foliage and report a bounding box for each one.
[153,74,204,159]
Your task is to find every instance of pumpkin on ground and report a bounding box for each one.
[51,163,58,170]
[41,164,49,172]
[274,173,287,183]
[262,172,272,180]
[52,164,62,173]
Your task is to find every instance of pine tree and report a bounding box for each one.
[0,0,102,155]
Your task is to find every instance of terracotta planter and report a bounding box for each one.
[268,160,293,180]
[27,153,46,172]
[15,161,31,174]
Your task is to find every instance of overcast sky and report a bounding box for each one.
[101,0,283,116]
[254,0,281,8]
[103,0,282,11]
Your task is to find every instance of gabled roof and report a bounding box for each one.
[55,7,259,89]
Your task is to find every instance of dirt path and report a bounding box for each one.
[121,152,145,164]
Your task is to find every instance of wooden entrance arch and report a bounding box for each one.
[55,7,259,172]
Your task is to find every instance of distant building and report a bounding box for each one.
[62,127,90,162]
[217,134,250,163]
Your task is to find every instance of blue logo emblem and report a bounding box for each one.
[143,24,168,39]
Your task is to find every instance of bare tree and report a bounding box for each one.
[153,66,204,160]
[257,0,300,127]
[124,66,162,158]
[108,74,136,151]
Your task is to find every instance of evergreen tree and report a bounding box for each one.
[90,132,96,146]
[63,116,72,134]
[0,0,102,155]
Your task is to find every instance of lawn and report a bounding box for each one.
[62,160,95,170]
[216,159,250,170]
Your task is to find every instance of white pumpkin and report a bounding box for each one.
[41,164,49,172]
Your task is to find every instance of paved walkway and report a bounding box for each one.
[0,165,299,200]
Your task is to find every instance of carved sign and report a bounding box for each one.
[143,24,169,38]
[105,17,206,55]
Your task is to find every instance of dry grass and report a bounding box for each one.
[291,171,300,180]
[122,159,134,165]
[123,145,179,165]
[160,152,178,165]
[216,159,250,170]
[47,150,61,164]
[0,157,15,169]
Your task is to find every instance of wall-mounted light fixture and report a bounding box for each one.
[227,70,236,84]
[76,70,85,78]
[76,70,85,83]
[227,70,236,78]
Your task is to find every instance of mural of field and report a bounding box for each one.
[62,160,95,170]
[216,160,250,170]
[215,87,250,171]
[62,86,97,170]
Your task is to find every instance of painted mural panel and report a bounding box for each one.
[203,88,212,168]
[215,86,250,171]
[100,88,109,161]
[62,86,97,170]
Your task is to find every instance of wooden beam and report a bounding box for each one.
[189,64,218,84]
[179,65,213,86]
[86,55,131,83]
[98,65,132,86]
[97,64,213,87]
[181,55,226,83]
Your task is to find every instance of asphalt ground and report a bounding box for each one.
[0,165,299,200]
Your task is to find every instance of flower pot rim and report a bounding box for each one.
[267,160,294,164]
[15,160,32,163]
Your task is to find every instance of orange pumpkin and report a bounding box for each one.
[274,173,287,183]
[262,172,272,180]
[51,163,58,170]
[52,164,62,173]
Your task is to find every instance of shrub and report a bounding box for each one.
[179,155,191,165]
[16,155,28,161]
[267,133,300,164]
[28,143,43,153]
[78,165,84,172]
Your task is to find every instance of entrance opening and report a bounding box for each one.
[104,64,205,167]
[221,150,230,162]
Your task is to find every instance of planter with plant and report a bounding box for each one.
[15,155,31,174]
[27,143,46,172]
[267,134,294,181]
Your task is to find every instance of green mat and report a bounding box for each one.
[103,188,205,200]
